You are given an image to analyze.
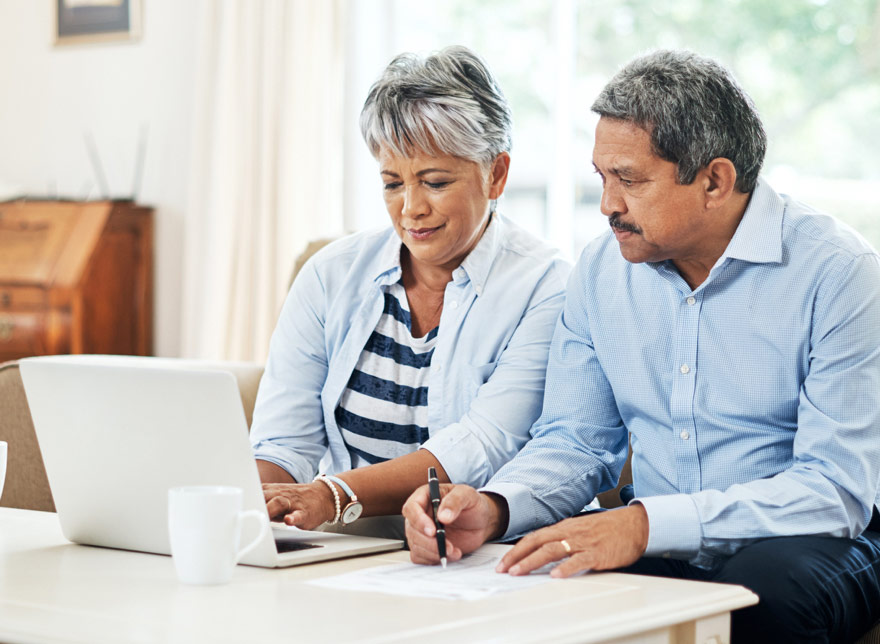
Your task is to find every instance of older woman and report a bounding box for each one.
[251,46,569,535]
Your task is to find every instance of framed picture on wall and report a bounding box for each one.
[55,0,142,45]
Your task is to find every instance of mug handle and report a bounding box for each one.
[234,509,270,564]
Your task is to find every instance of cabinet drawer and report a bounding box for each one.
[0,286,46,310]
[0,310,47,360]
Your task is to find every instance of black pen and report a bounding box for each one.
[427,467,447,568]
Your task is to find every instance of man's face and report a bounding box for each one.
[592,117,710,265]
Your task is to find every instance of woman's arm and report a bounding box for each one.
[250,260,331,485]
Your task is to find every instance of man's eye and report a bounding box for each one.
[593,169,605,185]
[621,178,634,187]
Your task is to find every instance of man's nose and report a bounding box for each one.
[600,183,626,217]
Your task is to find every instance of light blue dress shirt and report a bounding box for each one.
[484,179,880,569]
[250,215,570,488]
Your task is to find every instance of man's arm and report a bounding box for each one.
[480,253,630,539]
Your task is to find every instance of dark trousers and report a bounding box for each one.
[617,512,880,644]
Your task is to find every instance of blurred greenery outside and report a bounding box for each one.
[390,0,880,257]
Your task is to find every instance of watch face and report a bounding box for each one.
[341,502,363,525]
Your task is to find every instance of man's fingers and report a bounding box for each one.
[550,553,592,578]
[507,539,566,576]
[402,485,435,536]
[497,528,556,572]
[405,524,465,566]
[434,484,474,526]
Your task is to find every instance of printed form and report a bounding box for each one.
[308,544,557,600]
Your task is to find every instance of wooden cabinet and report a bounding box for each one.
[0,200,152,361]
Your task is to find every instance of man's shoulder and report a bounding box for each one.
[781,194,878,262]
[575,230,627,274]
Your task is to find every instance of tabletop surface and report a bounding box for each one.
[0,508,757,644]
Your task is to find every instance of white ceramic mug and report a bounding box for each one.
[0,441,6,500]
[168,486,269,585]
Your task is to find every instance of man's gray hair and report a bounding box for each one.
[360,46,512,166]
[592,50,767,193]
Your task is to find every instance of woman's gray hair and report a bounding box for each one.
[591,50,767,193]
[360,46,512,166]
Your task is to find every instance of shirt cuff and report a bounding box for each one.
[479,481,538,540]
[632,493,702,559]
[422,424,491,488]
[251,441,314,484]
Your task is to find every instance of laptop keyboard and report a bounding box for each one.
[275,540,323,553]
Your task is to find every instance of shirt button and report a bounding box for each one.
[680,364,690,374]
[475,284,483,295]
[686,296,696,306]
[449,300,458,309]
[680,430,690,440]
[435,364,442,373]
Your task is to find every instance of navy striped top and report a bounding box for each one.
[334,282,438,466]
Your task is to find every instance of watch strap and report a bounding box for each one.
[323,475,358,502]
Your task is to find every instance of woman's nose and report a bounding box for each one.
[402,185,428,218]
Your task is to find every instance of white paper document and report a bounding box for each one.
[308,544,556,600]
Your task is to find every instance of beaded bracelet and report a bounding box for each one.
[313,474,341,524]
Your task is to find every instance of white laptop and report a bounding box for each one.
[19,354,403,567]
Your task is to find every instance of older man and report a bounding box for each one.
[403,50,880,643]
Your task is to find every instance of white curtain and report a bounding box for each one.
[181,0,345,362]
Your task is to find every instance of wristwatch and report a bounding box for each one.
[323,475,363,525]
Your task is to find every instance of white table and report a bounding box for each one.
[0,508,757,644]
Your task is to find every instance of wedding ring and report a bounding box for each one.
[560,539,572,555]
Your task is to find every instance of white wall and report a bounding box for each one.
[0,0,202,357]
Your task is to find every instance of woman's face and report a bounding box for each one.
[378,148,509,273]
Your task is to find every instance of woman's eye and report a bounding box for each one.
[383,182,402,191]
[425,181,450,189]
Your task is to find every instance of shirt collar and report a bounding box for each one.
[373,230,404,286]
[718,177,785,265]
[456,214,500,293]
[371,214,501,293]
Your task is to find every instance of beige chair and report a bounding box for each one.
[0,360,55,512]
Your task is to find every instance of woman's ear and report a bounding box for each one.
[703,157,738,210]
[488,152,511,200]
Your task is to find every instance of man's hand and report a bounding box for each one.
[262,482,336,530]
[402,484,504,565]
[498,504,649,577]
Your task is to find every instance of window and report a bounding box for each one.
[346,0,880,259]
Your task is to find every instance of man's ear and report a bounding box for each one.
[488,152,511,200]
[702,158,738,210]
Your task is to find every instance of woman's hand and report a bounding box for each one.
[261,482,337,530]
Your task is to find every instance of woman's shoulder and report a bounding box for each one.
[490,215,572,284]
[303,227,398,276]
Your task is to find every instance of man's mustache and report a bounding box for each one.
[609,214,641,234]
